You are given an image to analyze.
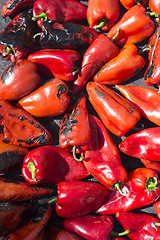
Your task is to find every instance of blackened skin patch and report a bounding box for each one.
[1,62,16,84]
[95,87,107,99]
[57,84,67,99]
[144,64,156,80]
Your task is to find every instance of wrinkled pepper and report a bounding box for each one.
[59,95,91,158]
[107,5,155,46]
[0,9,35,61]
[72,32,119,94]
[86,82,141,136]
[87,0,119,31]
[116,85,160,127]
[119,0,147,9]
[97,168,160,214]
[55,180,110,218]
[32,0,87,28]
[82,115,127,192]
[18,79,70,118]
[28,49,80,81]
[94,42,145,85]
[119,127,160,161]
[0,59,40,101]
[149,0,160,15]
[22,145,89,185]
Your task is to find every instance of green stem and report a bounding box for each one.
[111,229,130,237]
[146,177,158,191]
[73,146,84,162]
[158,85,160,95]
[3,46,14,58]
[110,28,121,42]
[72,65,79,76]
[27,162,37,182]
[33,32,41,41]
[146,11,159,18]
[93,17,108,29]
[110,181,127,196]
[32,11,48,21]
[48,197,57,204]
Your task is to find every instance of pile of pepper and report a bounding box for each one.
[1,0,160,239]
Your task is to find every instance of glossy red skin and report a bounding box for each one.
[59,95,91,153]
[72,34,119,94]
[56,180,110,218]
[141,159,160,177]
[119,0,147,9]
[116,211,160,239]
[97,168,160,214]
[149,0,160,15]
[33,0,87,28]
[22,145,89,184]
[63,214,114,240]
[83,115,127,189]
[0,60,40,101]
[119,127,160,161]
[28,49,80,81]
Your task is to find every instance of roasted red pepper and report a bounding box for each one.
[0,98,53,147]
[119,0,147,9]
[97,168,160,214]
[87,0,119,31]
[22,145,89,184]
[72,33,119,94]
[116,211,160,239]
[55,180,110,218]
[0,9,35,61]
[82,115,127,192]
[107,5,155,46]
[119,127,160,161]
[59,95,91,158]
[32,0,87,28]
[94,43,145,85]
[86,82,141,137]
[0,60,40,101]
[116,85,160,127]
[28,49,80,80]
[18,79,70,118]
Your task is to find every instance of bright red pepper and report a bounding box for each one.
[72,33,119,94]
[18,79,70,118]
[94,43,145,85]
[86,82,141,137]
[32,0,87,28]
[82,115,127,192]
[28,49,80,81]
[107,5,155,46]
[87,0,119,31]
[141,159,160,176]
[119,0,147,9]
[0,60,40,101]
[22,145,89,185]
[55,180,110,218]
[116,85,160,126]
[149,0,160,15]
[97,168,160,214]
[119,127,160,161]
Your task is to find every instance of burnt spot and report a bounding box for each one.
[9,113,16,118]
[144,65,156,80]
[57,84,67,99]
[2,139,10,144]
[0,106,2,108]
[36,124,45,132]
[1,62,16,84]
[95,88,107,99]
[0,125,4,134]
[0,151,25,172]
[18,116,27,121]
[127,106,134,114]
[7,0,22,10]
[0,115,3,120]
[32,206,47,223]
[61,119,78,136]
[29,120,34,124]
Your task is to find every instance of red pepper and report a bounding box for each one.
[119,0,147,10]
[18,79,70,118]
[107,5,155,46]
[149,0,160,15]
[0,60,40,101]
[72,33,119,94]
[115,85,160,127]
[116,211,160,239]
[1,0,35,17]
[97,168,160,214]
[59,95,91,158]
[87,0,119,31]
[32,0,87,28]
[141,159,160,176]
[119,127,160,161]
[112,238,128,240]
[86,82,141,137]
[55,180,110,218]
[0,99,53,147]
[82,115,127,192]
[22,145,89,185]
[28,49,80,81]
[94,43,145,85]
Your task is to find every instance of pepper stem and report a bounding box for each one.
[158,85,160,95]
[48,197,57,204]
[146,177,158,191]
[110,28,121,42]
[93,17,108,29]
[111,229,130,237]
[72,66,79,76]
[110,181,127,196]
[73,146,84,162]
[3,46,14,58]
[27,162,37,182]
[32,11,48,21]
[146,11,159,18]
[152,222,160,229]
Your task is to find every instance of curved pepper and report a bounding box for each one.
[119,0,147,10]
[97,168,160,214]
[107,5,155,46]
[83,115,127,191]
[28,49,80,81]
[59,95,91,156]
[115,85,160,126]
[18,79,70,118]
[94,43,145,85]
[119,127,160,161]
[22,145,89,184]
[32,0,87,28]
[87,0,119,31]
[0,60,40,101]
[86,82,141,137]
